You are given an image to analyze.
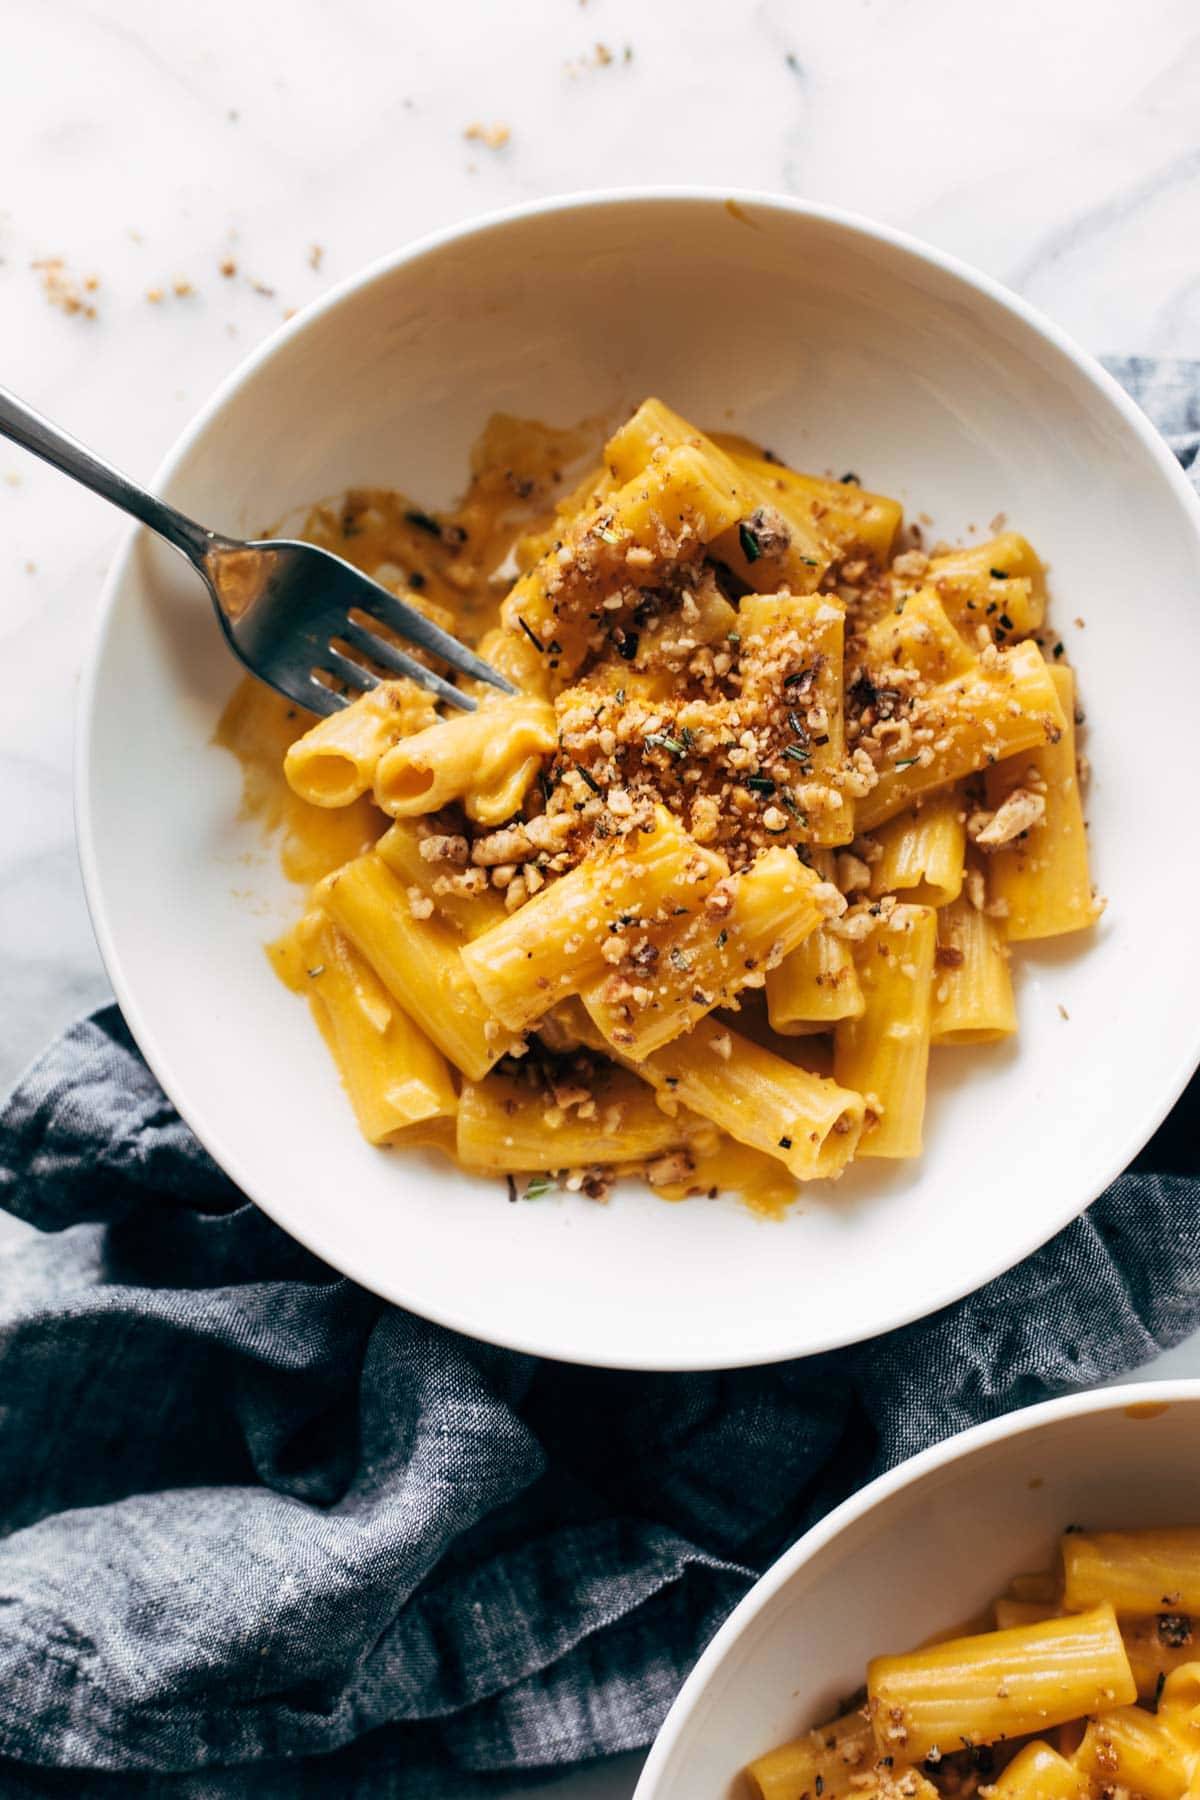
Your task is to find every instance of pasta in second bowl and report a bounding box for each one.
[635,1384,1200,1799]
[77,191,1200,1368]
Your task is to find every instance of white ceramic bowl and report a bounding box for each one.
[78,190,1200,1371]
[636,1380,1200,1797]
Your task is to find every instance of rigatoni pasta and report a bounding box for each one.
[219,395,1102,1210]
[747,1527,1197,1800]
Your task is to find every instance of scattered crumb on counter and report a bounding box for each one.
[1058,1003,1070,1021]
[172,276,194,297]
[308,244,324,271]
[32,258,98,318]
[464,121,510,150]
[1073,616,1085,628]
[146,286,164,303]
[566,41,634,74]
[219,258,237,278]
[251,280,276,298]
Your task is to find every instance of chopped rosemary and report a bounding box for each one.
[893,756,919,769]
[644,732,687,757]
[839,471,860,486]
[516,616,546,653]
[523,1175,555,1200]
[715,929,728,949]
[669,946,693,972]
[615,686,626,703]
[405,508,442,537]
[617,631,640,661]
[786,708,809,741]
[1053,641,1064,659]
[738,521,762,563]
[727,630,741,647]
[989,567,1008,579]
[596,526,623,545]
[779,791,807,823]
[746,774,775,794]
[575,764,603,795]
[781,744,811,765]
[998,613,1013,630]
[408,571,427,591]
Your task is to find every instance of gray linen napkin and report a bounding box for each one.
[0,356,1196,1797]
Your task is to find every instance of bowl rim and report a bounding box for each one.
[634,1375,1200,1794]
[74,186,1200,1370]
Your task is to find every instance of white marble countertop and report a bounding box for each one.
[2,2,1198,1792]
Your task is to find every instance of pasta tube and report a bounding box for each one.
[317,854,504,1081]
[1120,1616,1200,1704]
[931,887,1016,1046]
[374,821,506,940]
[766,926,864,1033]
[269,912,456,1143]
[374,694,556,824]
[744,1709,881,1799]
[456,1067,714,1173]
[1158,1656,1200,1742]
[582,848,828,1059]
[868,790,965,907]
[1074,1705,1190,1800]
[500,443,752,678]
[926,532,1047,638]
[863,588,975,686]
[987,1741,1087,1798]
[606,397,830,590]
[1062,1529,1200,1617]
[714,437,902,563]
[637,1013,865,1181]
[284,681,439,807]
[985,663,1102,940]
[834,904,937,1158]
[461,810,725,1032]
[855,641,1068,831]
[866,1604,1136,1761]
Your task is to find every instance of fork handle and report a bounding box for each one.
[0,383,218,564]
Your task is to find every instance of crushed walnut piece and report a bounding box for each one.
[969,786,1046,848]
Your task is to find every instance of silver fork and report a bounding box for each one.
[0,384,516,715]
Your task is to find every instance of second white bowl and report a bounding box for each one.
[636,1381,1200,1797]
